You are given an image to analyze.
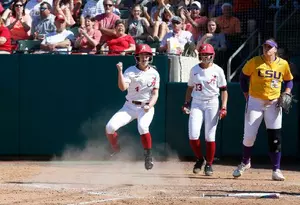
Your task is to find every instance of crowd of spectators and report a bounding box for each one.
[0,0,299,63]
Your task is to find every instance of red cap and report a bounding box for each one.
[198,43,215,55]
[55,14,65,22]
[135,44,152,55]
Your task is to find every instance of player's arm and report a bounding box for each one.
[283,62,294,94]
[284,80,293,94]
[220,87,228,109]
[116,62,129,91]
[148,88,159,108]
[239,72,250,99]
[185,86,194,103]
[240,58,254,99]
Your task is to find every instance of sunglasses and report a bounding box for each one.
[104,4,113,7]
[172,21,181,25]
[40,7,48,11]
[189,7,199,10]
[15,4,23,7]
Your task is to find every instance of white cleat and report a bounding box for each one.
[272,169,285,181]
[232,162,251,178]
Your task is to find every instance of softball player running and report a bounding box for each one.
[105,44,160,170]
[182,43,228,176]
[233,39,294,181]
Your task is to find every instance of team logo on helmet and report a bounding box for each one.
[202,45,207,51]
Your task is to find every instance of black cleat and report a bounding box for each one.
[104,145,120,160]
[144,149,154,170]
[193,158,205,174]
[204,164,213,176]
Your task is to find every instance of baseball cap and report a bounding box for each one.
[171,16,182,24]
[191,1,201,9]
[221,3,232,10]
[55,14,65,22]
[264,39,278,48]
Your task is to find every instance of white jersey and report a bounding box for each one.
[188,63,227,101]
[124,65,160,102]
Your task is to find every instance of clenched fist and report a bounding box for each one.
[182,102,190,115]
[219,108,227,119]
[116,62,123,72]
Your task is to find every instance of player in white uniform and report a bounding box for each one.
[182,44,228,176]
[105,44,160,170]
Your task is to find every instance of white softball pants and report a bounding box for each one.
[106,101,154,135]
[243,96,282,147]
[189,97,219,142]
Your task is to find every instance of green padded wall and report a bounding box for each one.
[0,55,19,155]
[18,55,168,156]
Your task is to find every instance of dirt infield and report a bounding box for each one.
[0,160,300,205]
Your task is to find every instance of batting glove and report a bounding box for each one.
[219,108,227,119]
[182,102,191,114]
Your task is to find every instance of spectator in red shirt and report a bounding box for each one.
[94,0,120,45]
[0,16,11,54]
[101,20,135,55]
[5,0,32,48]
[74,15,101,54]
[183,1,208,43]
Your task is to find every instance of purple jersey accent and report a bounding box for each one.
[284,80,293,89]
[239,72,250,93]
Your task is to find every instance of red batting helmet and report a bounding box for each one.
[135,44,153,55]
[198,43,215,55]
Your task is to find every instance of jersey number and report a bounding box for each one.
[135,86,140,92]
[195,83,202,91]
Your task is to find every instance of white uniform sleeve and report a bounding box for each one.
[154,72,160,89]
[187,67,194,87]
[218,67,227,88]
[123,68,131,84]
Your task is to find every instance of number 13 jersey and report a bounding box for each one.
[188,63,227,101]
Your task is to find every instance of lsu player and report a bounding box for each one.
[105,44,160,170]
[233,39,293,181]
[182,44,228,176]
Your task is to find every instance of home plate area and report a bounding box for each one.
[0,161,300,205]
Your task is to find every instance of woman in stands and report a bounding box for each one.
[74,15,101,54]
[101,20,136,55]
[196,18,226,52]
[4,0,31,49]
[0,15,11,54]
[54,0,76,27]
[127,4,151,44]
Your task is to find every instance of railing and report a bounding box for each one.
[226,29,259,82]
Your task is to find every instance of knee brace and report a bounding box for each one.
[267,129,281,152]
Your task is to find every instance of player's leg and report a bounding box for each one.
[189,102,205,174]
[233,97,264,178]
[203,101,219,176]
[264,103,284,181]
[105,103,135,154]
[137,106,155,170]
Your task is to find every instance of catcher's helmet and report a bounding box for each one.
[198,43,215,55]
[135,44,153,55]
